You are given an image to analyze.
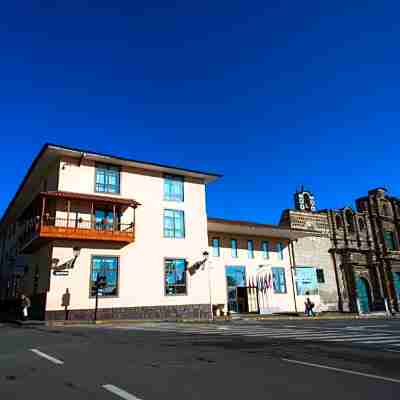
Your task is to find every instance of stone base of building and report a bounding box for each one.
[45,304,211,321]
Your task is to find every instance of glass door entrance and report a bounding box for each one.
[226,266,247,313]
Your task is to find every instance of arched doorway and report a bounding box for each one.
[356,277,371,313]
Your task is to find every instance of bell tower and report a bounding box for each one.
[294,185,316,212]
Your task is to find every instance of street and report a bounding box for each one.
[1,319,400,399]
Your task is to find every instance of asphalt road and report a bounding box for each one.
[1,319,400,399]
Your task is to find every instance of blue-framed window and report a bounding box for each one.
[247,240,254,259]
[165,259,187,296]
[95,163,120,194]
[212,238,220,257]
[261,241,269,259]
[164,175,184,202]
[231,239,238,258]
[164,209,185,238]
[295,267,318,295]
[90,256,119,297]
[272,267,287,293]
[276,242,284,260]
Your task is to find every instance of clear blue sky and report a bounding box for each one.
[1,1,399,223]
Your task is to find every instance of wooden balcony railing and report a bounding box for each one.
[19,216,135,253]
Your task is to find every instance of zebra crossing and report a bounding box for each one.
[112,322,400,350]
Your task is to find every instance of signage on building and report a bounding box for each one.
[53,270,69,276]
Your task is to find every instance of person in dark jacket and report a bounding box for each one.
[20,294,31,321]
[304,292,316,317]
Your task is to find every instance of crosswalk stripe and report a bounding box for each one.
[324,335,391,342]
[362,337,400,344]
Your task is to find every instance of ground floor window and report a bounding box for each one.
[90,256,119,297]
[295,267,318,295]
[272,267,287,293]
[165,259,187,296]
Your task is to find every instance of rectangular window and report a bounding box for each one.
[231,239,238,258]
[95,164,120,194]
[165,259,187,296]
[261,241,269,259]
[384,231,397,251]
[247,240,254,259]
[295,267,319,295]
[164,209,185,238]
[90,256,119,297]
[272,267,287,293]
[164,175,184,202]
[277,242,284,260]
[316,268,325,284]
[212,238,220,257]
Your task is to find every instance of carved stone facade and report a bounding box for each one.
[280,187,400,313]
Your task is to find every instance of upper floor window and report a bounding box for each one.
[95,164,120,194]
[212,238,220,257]
[231,239,238,258]
[382,203,389,216]
[335,214,343,228]
[358,218,365,231]
[276,242,284,260]
[90,256,119,297]
[261,241,269,259]
[272,267,287,293]
[164,175,184,202]
[165,259,187,296]
[247,240,254,259]
[164,209,185,238]
[384,231,397,251]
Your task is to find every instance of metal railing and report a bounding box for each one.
[42,217,134,233]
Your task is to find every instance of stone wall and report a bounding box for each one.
[46,303,211,321]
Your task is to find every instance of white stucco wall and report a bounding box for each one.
[46,157,210,312]
[207,234,297,314]
[292,235,339,312]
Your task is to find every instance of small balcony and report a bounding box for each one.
[18,191,140,253]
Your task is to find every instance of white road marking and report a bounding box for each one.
[323,335,392,342]
[103,384,143,400]
[362,337,400,344]
[386,349,400,353]
[345,325,390,329]
[282,358,400,384]
[30,349,64,365]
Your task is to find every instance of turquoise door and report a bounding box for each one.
[356,277,370,313]
[225,266,246,313]
[393,272,400,300]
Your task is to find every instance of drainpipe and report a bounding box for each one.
[288,239,298,313]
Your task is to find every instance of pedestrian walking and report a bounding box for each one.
[304,292,316,317]
[20,294,31,321]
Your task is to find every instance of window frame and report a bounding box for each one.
[164,174,184,202]
[212,237,220,257]
[261,240,270,259]
[164,258,188,296]
[231,239,238,258]
[247,240,254,259]
[95,163,121,194]
[316,268,325,284]
[272,267,287,294]
[89,255,119,298]
[384,231,398,251]
[276,242,284,260]
[163,209,185,238]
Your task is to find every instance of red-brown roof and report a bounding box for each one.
[40,191,141,207]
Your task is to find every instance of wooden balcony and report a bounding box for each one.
[18,191,140,253]
[19,217,135,253]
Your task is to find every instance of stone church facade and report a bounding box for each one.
[280,187,400,314]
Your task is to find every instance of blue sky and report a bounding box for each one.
[1,1,399,223]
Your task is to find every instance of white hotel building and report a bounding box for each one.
[0,144,337,320]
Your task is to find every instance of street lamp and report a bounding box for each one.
[202,251,213,321]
